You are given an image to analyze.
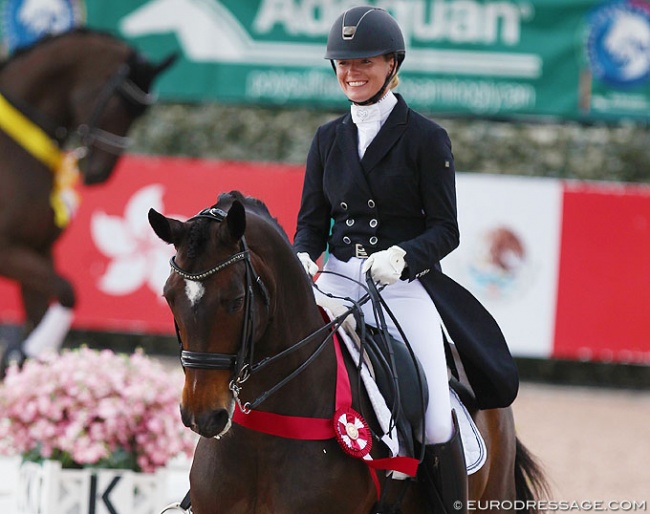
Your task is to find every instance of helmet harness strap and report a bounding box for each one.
[355,55,397,106]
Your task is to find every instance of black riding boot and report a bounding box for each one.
[418,410,468,514]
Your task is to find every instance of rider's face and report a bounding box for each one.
[335,55,394,104]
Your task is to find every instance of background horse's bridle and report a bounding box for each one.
[76,53,156,155]
[0,50,154,158]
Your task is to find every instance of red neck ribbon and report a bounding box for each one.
[232,323,420,497]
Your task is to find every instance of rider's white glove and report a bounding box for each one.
[362,246,407,285]
[297,252,319,277]
[314,292,357,333]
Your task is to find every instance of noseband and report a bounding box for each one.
[169,207,270,384]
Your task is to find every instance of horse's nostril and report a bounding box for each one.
[180,406,194,429]
[181,405,231,437]
[195,409,231,438]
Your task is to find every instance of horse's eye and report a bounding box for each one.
[224,296,245,313]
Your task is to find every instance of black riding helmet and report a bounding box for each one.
[325,6,406,105]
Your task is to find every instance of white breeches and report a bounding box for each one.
[315,255,453,444]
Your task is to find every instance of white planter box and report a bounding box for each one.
[15,460,166,514]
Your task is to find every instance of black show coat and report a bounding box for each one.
[294,94,518,409]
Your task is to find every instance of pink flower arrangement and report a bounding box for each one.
[0,347,195,473]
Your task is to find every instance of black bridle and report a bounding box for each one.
[169,206,349,413]
[169,207,270,386]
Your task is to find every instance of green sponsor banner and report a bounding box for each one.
[2,0,650,121]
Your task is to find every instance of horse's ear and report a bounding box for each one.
[226,201,246,241]
[148,208,183,245]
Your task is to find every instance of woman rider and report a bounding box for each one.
[293,6,475,512]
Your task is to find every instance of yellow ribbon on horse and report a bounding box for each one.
[0,92,80,228]
[0,93,62,169]
[50,151,81,228]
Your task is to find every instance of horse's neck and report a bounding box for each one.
[266,273,326,359]
[1,53,67,118]
[252,270,336,418]
[257,235,326,349]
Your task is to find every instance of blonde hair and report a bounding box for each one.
[385,54,400,90]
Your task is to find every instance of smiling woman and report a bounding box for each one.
[334,55,397,105]
[292,6,522,514]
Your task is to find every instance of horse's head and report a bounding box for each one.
[70,40,177,185]
[148,193,283,438]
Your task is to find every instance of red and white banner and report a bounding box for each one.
[442,175,563,360]
[0,155,305,334]
[443,175,650,364]
[1,154,649,363]
[554,182,650,363]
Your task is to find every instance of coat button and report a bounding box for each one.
[369,236,378,245]
[367,199,375,208]
[369,219,378,228]
[346,219,355,227]
[340,202,348,211]
[343,236,351,244]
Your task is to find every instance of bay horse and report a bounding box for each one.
[0,28,175,373]
[149,191,547,514]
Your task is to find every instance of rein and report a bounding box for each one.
[170,212,424,509]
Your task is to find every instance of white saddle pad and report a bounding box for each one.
[450,387,487,475]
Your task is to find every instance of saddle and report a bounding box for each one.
[362,325,429,458]
[336,318,486,475]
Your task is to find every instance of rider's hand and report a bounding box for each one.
[362,246,406,285]
[297,252,319,277]
[314,292,357,333]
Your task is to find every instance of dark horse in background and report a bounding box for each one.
[149,191,547,514]
[0,28,175,374]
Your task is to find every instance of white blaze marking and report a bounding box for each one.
[185,279,205,306]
